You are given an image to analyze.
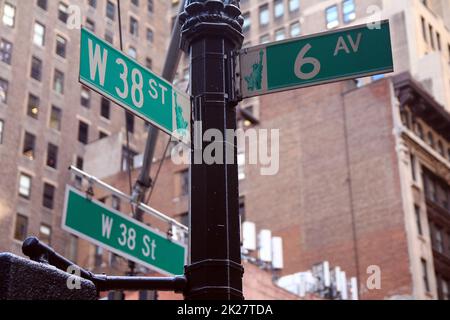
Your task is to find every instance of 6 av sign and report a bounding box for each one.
[79,28,190,144]
[239,20,394,98]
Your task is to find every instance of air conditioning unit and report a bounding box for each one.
[271,237,283,269]
[242,221,256,251]
[258,229,272,262]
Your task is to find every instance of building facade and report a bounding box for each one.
[0,0,170,258]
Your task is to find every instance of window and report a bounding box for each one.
[147,0,154,13]
[0,38,13,64]
[180,169,189,196]
[39,224,52,245]
[145,58,152,69]
[130,16,139,37]
[58,2,69,23]
[33,22,46,47]
[343,0,356,23]
[86,18,95,32]
[289,0,299,12]
[274,0,284,19]
[43,183,55,209]
[242,12,250,33]
[239,196,246,222]
[126,112,135,133]
[101,97,111,119]
[421,259,430,292]
[78,121,89,144]
[146,28,154,44]
[259,5,269,26]
[416,122,424,139]
[53,69,64,94]
[112,195,121,210]
[37,0,48,10]
[290,22,300,37]
[81,87,91,108]
[132,0,139,6]
[421,17,427,42]
[326,5,339,29]
[429,24,434,49]
[14,214,28,241]
[260,34,270,44]
[436,32,441,51]
[23,132,36,160]
[410,153,416,181]
[427,132,435,148]
[31,56,42,81]
[275,28,285,41]
[128,47,137,59]
[88,0,97,9]
[437,141,444,156]
[105,30,114,44]
[2,3,16,27]
[19,173,32,199]
[27,94,40,119]
[49,106,62,131]
[414,205,422,236]
[46,143,58,169]
[435,227,444,253]
[74,156,83,187]
[99,130,108,139]
[55,35,67,58]
[0,119,3,144]
[106,1,115,21]
[0,78,8,103]
[121,147,137,171]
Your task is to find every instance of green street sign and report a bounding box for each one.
[62,187,186,276]
[79,28,190,144]
[239,20,394,98]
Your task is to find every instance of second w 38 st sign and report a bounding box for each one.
[79,28,190,143]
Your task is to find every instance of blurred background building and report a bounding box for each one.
[0,0,449,300]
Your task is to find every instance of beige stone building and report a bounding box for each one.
[0,0,170,257]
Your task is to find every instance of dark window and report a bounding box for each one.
[14,214,28,241]
[58,2,69,23]
[0,119,4,144]
[0,78,8,103]
[81,87,91,108]
[121,147,137,171]
[106,1,115,20]
[132,0,139,6]
[180,169,189,196]
[126,112,135,133]
[146,28,153,43]
[49,106,62,131]
[147,0,153,13]
[112,195,121,210]
[414,205,422,236]
[88,0,97,8]
[37,0,48,10]
[78,121,89,144]
[27,94,40,119]
[31,56,42,81]
[46,143,58,169]
[23,132,36,160]
[0,38,13,64]
[421,259,430,292]
[101,97,111,119]
[429,24,435,49]
[86,18,95,32]
[437,141,444,156]
[421,17,427,42]
[130,16,139,36]
[99,131,108,139]
[410,153,416,181]
[55,35,67,58]
[145,58,152,69]
[53,69,64,94]
[43,183,55,209]
[239,196,246,222]
[74,156,83,187]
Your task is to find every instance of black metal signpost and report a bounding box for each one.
[180,0,244,300]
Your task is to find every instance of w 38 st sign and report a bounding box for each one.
[239,20,394,99]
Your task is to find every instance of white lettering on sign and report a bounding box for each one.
[334,33,362,56]
[101,214,114,239]
[88,39,108,86]
[118,223,136,250]
[294,44,321,80]
[142,235,157,260]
